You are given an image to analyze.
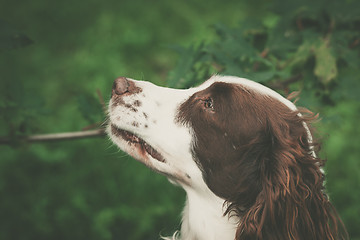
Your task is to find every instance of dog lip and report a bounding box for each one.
[110,124,166,163]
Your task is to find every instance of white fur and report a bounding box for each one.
[108,75,312,240]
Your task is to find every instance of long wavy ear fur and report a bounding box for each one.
[227,109,348,240]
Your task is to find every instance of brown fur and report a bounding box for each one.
[177,82,348,240]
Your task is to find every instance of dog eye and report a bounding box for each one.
[203,98,214,111]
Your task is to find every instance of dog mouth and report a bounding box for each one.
[111,124,166,163]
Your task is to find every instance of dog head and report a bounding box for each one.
[107,75,346,240]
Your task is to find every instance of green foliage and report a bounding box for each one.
[169,0,360,107]
[320,102,360,239]
[77,93,104,124]
[0,0,359,239]
[0,20,33,50]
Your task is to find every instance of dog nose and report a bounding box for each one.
[112,77,129,96]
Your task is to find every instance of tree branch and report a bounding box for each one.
[268,73,303,91]
[96,88,107,113]
[0,129,106,145]
[253,48,269,71]
[350,38,360,48]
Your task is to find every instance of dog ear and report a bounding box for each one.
[227,111,348,240]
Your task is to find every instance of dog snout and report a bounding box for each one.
[112,77,130,96]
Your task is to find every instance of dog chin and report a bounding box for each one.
[107,123,191,185]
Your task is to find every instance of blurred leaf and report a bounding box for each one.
[251,70,276,82]
[208,23,258,62]
[333,67,360,102]
[77,94,104,124]
[167,43,206,88]
[0,20,33,50]
[287,35,316,68]
[313,38,338,85]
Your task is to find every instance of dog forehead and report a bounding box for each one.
[205,75,297,111]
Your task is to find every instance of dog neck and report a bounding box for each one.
[179,188,238,240]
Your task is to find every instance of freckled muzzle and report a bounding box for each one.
[109,77,167,162]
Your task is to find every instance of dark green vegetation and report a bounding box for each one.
[1,0,359,239]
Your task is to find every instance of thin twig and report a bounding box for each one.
[211,62,224,72]
[268,73,303,92]
[0,129,106,145]
[350,38,360,49]
[96,89,107,113]
[253,48,269,71]
[296,17,304,31]
[82,122,103,131]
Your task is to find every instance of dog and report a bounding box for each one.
[107,75,346,240]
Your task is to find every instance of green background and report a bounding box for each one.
[1,0,359,239]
